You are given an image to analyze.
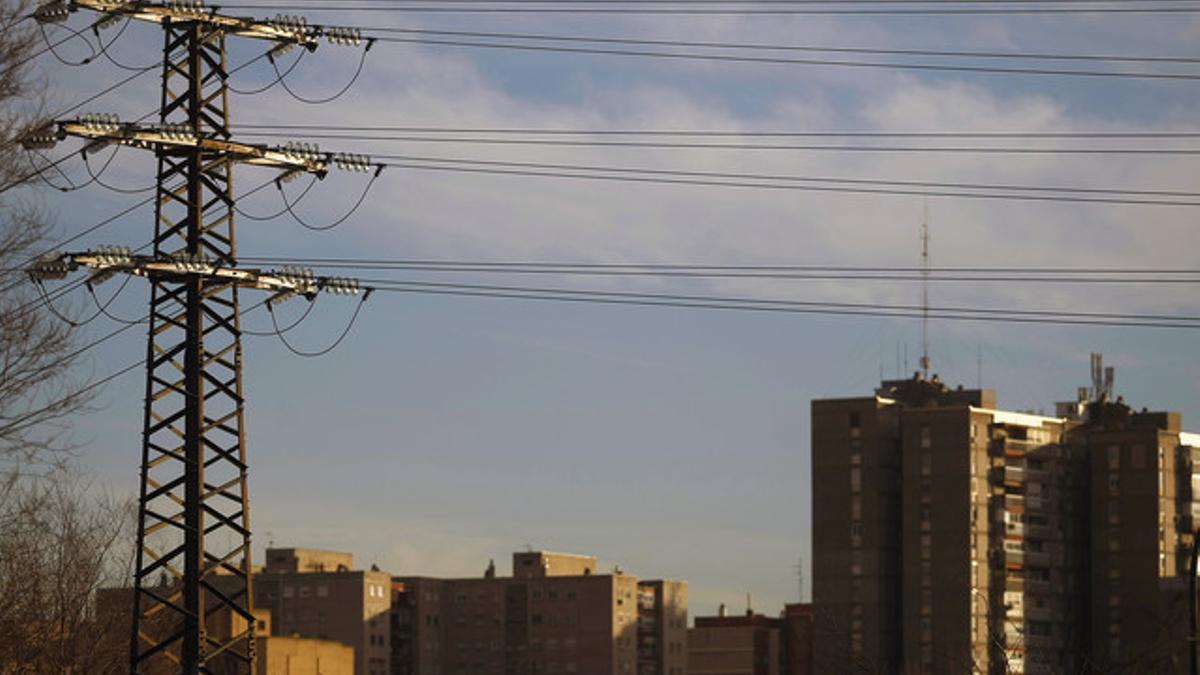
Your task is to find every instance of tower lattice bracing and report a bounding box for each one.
[24,3,371,672]
[132,20,252,673]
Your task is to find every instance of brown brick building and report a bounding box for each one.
[392,551,687,675]
[686,604,813,675]
[688,611,783,675]
[253,548,393,675]
[813,369,1200,674]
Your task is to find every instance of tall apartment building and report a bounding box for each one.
[392,551,687,675]
[813,375,990,672]
[1074,401,1200,671]
[812,369,1199,674]
[254,548,393,675]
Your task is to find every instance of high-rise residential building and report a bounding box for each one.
[812,367,1199,674]
[1073,401,1200,672]
[254,548,393,675]
[392,551,687,675]
[813,375,990,672]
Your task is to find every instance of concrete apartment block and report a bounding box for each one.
[393,551,686,675]
[254,548,392,675]
[812,371,1199,674]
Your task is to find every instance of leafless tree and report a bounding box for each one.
[0,2,135,672]
[0,0,94,474]
[0,472,132,674]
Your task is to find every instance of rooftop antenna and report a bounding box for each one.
[796,555,805,602]
[977,345,983,389]
[920,201,932,379]
[1090,353,1104,400]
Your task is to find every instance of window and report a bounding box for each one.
[850,522,864,546]
[317,585,328,598]
[921,454,932,476]
[283,586,294,599]
[850,468,862,493]
[920,425,932,449]
[1132,445,1146,469]
[1108,445,1120,470]
[851,496,862,519]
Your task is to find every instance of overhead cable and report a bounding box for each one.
[235,130,1200,155]
[367,282,1200,329]
[370,153,1200,206]
[362,34,1200,81]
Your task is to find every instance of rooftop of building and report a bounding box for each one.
[693,612,782,629]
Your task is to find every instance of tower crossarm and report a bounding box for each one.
[57,118,328,175]
[30,249,369,300]
[38,0,321,49]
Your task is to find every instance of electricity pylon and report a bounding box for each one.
[28,2,366,672]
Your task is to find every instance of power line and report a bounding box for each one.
[357,278,1200,322]
[337,26,1200,66]
[227,0,1200,4]
[365,281,1200,329]
[238,257,1200,283]
[235,130,1200,155]
[221,3,1200,16]
[232,124,1200,140]
[239,257,1200,275]
[362,34,1200,81]
[369,153,1200,206]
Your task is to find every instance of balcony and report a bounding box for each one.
[1004,466,1026,484]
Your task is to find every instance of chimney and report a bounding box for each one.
[485,559,496,579]
[718,603,726,618]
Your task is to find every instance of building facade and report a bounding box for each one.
[253,548,393,675]
[813,369,1200,674]
[636,579,689,675]
[780,603,814,675]
[1076,403,1200,672]
[688,611,783,675]
[392,551,687,675]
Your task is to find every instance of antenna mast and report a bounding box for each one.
[920,202,931,379]
[796,554,805,602]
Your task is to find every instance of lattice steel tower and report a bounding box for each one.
[28,2,368,672]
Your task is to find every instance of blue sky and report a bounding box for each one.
[20,2,1200,616]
